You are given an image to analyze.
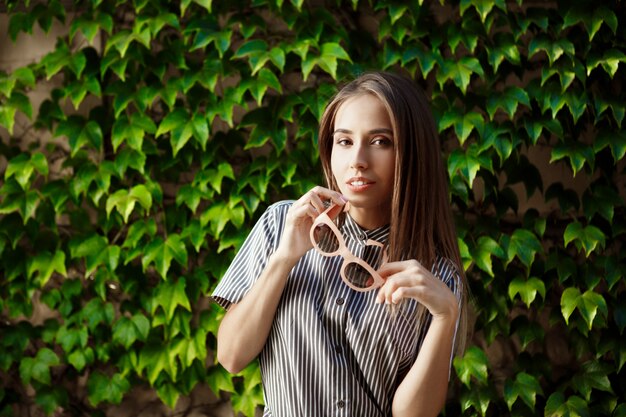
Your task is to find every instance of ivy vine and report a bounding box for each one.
[1,0,625,416]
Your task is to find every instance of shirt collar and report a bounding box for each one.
[341,212,391,244]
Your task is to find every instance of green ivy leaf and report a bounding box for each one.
[470,236,504,277]
[320,42,351,62]
[152,278,191,322]
[142,235,188,279]
[453,346,489,387]
[5,154,34,190]
[583,185,623,222]
[486,34,521,73]
[176,184,202,213]
[87,372,130,406]
[106,185,152,223]
[156,108,188,137]
[7,91,33,119]
[563,221,605,257]
[545,392,589,417]
[112,115,146,152]
[27,250,67,286]
[561,287,608,330]
[156,382,180,409]
[503,372,543,411]
[68,347,94,372]
[19,348,60,385]
[171,331,207,368]
[447,145,492,187]
[113,314,150,349]
[207,366,236,395]
[524,118,563,144]
[460,385,493,416]
[486,86,530,120]
[511,316,544,350]
[571,361,613,401]
[541,57,586,93]
[437,57,484,94]
[269,47,286,72]
[563,6,618,41]
[40,40,71,79]
[190,112,209,150]
[500,228,542,269]
[55,116,103,157]
[550,142,594,177]
[594,129,626,162]
[0,104,17,135]
[528,35,575,66]
[508,277,546,307]
[232,39,270,75]
[587,49,626,79]
[56,325,88,353]
[460,0,506,23]
[139,343,178,384]
[81,299,115,330]
[439,108,484,145]
[0,189,40,224]
[122,218,157,251]
[402,46,440,78]
[231,383,264,417]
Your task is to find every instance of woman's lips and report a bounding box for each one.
[346,177,375,192]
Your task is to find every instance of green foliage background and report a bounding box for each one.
[1,0,625,415]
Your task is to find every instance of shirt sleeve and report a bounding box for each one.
[432,256,464,379]
[211,201,291,310]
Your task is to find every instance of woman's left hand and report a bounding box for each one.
[375,260,458,319]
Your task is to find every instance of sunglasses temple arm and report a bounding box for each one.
[365,239,389,266]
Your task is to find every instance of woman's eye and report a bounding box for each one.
[336,138,352,146]
[372,137,392,146]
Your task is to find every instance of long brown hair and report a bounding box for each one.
[318,71,469,355]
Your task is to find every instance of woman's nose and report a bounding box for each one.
[349,145,368,170]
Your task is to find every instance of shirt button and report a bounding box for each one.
[337,400,345,408]
[335,344,342,353]
[336,297,344,305]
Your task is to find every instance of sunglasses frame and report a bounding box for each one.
[309,203,388,292]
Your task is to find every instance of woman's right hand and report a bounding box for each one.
[275,186,347,262]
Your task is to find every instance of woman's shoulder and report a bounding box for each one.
[433,254,462,283]
[267,200,295,211]
[263,200,295,218]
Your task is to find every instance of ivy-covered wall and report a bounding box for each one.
[1,0,625,416]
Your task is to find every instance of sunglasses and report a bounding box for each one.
[309,203,388,292]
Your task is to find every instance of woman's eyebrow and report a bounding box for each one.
[332,128,393,135]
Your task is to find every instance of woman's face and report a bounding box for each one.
[330,94,395,229]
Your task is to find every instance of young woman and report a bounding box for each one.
[212,71,469,417]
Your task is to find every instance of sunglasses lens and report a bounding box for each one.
[344,262,376,290]
[313,223,340,253]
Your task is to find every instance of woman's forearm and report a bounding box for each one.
[216,250,298,373]
[392,310,458,417]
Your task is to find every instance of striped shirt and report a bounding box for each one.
[212,201,462,417]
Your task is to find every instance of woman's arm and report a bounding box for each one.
[391,308,458,417]
[216,187,347,374]
[216,249,299,374]
[376,260,461,417]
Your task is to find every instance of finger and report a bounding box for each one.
[377,260,422,278]
[288,203,312,222]
[309,186,348,207]
[375,274,418,304]
[309,192,325,214]
[306,204,319,220]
